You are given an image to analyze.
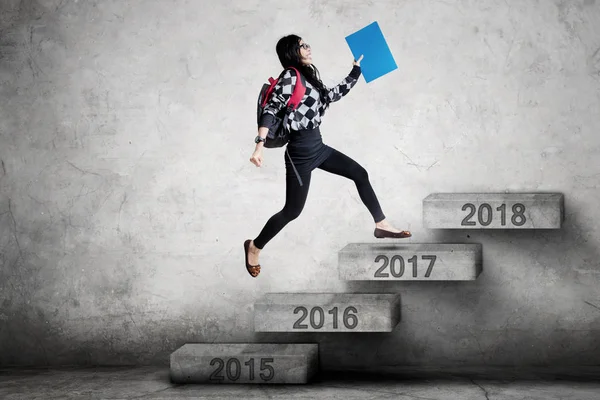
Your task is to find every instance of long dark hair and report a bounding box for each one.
[275,34,331,111]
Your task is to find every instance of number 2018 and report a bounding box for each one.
[461,202,526,226]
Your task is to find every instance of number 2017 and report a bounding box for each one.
[374,254,437,278]
[461,202,526,226]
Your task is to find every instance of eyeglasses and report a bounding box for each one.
[299,43,311,50]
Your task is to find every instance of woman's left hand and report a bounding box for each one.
[353,54,364,66]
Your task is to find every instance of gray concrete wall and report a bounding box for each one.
[1,0,599,368]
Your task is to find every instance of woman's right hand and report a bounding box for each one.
[250,149,263,167]
[353,54,364,66]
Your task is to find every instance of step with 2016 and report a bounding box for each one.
[254,293,401,332]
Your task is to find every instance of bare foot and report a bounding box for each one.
[248,240,260,266]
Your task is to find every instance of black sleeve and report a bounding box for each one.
[326,65,361,103]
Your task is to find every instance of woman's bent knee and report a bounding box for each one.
[354,166,369,182]
[282,207,303,221]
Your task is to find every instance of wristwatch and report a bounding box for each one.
[254,136,265,144]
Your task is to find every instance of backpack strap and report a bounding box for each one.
[282,67,306,187]
[260,77,278,108]
[260,68,306,109]
[280,68,303,131]
[286,147,303,186]
[286,67,306,110]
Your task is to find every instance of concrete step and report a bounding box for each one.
[339,243,482,281]
[254,293,401,332]
[169,343,318,384]
[423,193,564,229]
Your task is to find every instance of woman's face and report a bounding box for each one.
[298,39,312,65]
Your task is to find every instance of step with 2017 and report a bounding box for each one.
[339,243,482,281]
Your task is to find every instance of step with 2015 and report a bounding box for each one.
[170,343,318,384]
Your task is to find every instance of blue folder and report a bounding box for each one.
[345,21,397,83]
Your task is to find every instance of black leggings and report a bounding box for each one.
[253,148,386,249]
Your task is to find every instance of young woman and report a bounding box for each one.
[244,34,411,277]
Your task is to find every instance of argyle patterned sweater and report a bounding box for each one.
[259,65,362,132]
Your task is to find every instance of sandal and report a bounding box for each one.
[244,239,261,277]
[374,227,412,239]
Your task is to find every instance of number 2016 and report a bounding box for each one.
[374,255,437,278]
[461,202,526,226]
[293,306,358,330]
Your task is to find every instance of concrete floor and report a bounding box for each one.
[1,367,600,399]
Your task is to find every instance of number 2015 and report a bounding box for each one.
[461,202,526,226]
[209,357,274,381]
[374,254,437,278]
